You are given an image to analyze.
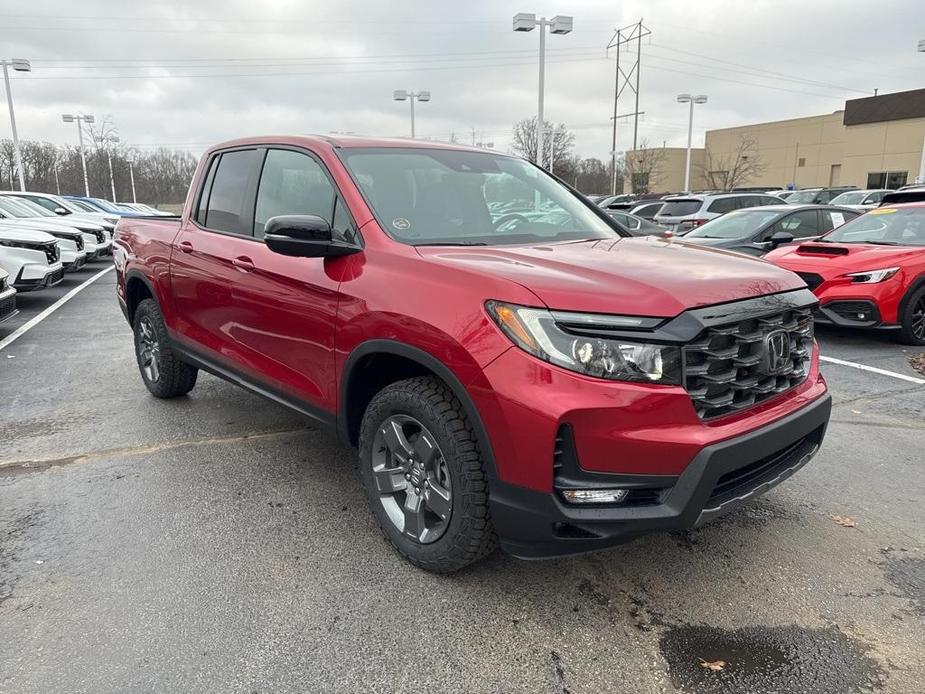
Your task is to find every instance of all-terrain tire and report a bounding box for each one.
[133,298,198,398]
[896,285,925,346]
[359,376,497,573]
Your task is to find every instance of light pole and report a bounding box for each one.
[2,58,31,192]
[96,134,120,201]
[127,152,137,203]
[677,94,707,193]
[393,90,430,138]
[513,13,572,170]
[62,113,94,197]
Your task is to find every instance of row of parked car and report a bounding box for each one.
[590,185,925,345]
[0,191,168,326]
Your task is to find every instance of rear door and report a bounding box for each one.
[170,148,262,358]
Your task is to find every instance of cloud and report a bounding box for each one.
[1,0,922,161]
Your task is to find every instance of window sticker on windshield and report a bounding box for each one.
[830,212,844,226]
[869,208,897,215]
[391,217,411,230]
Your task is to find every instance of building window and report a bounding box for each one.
[797,157,806,167]
[867,171,908,189]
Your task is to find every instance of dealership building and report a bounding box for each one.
[626,87,925,193]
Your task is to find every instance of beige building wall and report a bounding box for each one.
[623,147,705,194]
[841,116,925,188]
[704,112,846,189]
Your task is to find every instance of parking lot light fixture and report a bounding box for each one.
[393,89,430,138]
[2,58,31,192]
[97,134,120,202]
[62,113,95,197]
[677,93,708,193]
[512,13,573,171]
[127,152,137,204]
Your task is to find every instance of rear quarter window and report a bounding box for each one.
[707,197,737,214]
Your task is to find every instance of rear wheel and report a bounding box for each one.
[359,376,497,573]
[133,299,198,397]
[897,286,925,346]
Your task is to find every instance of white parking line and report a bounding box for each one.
[820,355,925,385]
[0,265,114,353]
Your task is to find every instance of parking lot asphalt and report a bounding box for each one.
[1,262,923,694]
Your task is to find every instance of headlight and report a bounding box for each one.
[486,301,681,384]
[845,267,899,284]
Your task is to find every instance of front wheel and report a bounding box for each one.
[897,286,925,346]
[359,376,497,573]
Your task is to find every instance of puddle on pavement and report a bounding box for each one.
[659,624,884,693]
[883,556,925,615]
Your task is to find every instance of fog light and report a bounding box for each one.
[561,489,629,504]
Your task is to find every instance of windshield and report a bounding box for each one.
[685,209,782,239]
[339,148,619,246]
[0,196,40,218]
[824,208,925,246]
[785,190,819,203]
[830,192,866,205]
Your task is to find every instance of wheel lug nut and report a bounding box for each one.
[414,487,420,494]
[405,473,411,480]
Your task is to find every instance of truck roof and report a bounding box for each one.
[207,134,502,154]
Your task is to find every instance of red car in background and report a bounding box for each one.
[766,203,925,344]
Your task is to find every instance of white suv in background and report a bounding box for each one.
[0,194,114,254]
[828,189,892,210]
[0,228,65,292]
[0,268,17,324]
[653,192,784,234]
[0,191,118,244]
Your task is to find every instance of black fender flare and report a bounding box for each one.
[897,272,925,322]
[338,339,499,482]
[122,270,158,325]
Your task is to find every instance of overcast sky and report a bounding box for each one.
[1,0,922,161]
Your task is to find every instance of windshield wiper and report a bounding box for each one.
[865,240,900,246]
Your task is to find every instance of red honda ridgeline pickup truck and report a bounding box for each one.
[114,136,831,572]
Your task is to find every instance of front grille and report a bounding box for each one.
[92,229,105,243]
[795,272,824,292]
[0,290,15,319]
[708,427,822,505]
[683,306,814,419]
[47,267,64,286]
[75,235,84,251]
[43,242,59,264]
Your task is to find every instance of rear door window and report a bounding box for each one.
[779,210,822,238]
[658,200,702,217]
[204,149,261,236]
[707,197,738,214]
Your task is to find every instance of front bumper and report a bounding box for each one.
[0,285,17,323]
[64,251,88,272]
[14,263,65,292]
[491,392,831,559]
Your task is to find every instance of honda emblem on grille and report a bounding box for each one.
[764,330,791,374]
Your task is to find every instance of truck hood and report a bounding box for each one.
[767,242,924,277]
[0,219,82,238]
[415,236,805,317]
[34,216,105,232]
[0,227,57,244]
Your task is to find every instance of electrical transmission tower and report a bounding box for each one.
[607,19,651,195]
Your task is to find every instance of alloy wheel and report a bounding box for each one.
[137,316,161,382]
[371,415,452,544]
[912,296,925,340]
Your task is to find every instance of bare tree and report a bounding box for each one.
[624,139,667,194]
[699,136,767,191]
[511,117,575,171]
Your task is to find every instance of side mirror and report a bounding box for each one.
[263,215,360,258]
[769,230,794,247]
[54,207,68,215]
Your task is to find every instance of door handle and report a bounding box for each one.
[178,240,194,254]
[232,256,255,272]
